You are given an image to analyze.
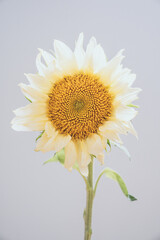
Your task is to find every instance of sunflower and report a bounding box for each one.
[11,33,140,176]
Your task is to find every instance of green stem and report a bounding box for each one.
[84,157,94,240]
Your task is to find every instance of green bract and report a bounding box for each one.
[43,148,65,165]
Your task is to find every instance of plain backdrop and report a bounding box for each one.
[0,0,160,239]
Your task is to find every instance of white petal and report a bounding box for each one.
[86,134,104,156]
[54,40,77,72]
[36,53,47,76]
[11,116,48,131]
[13,103,47,117]
[35,132,49,151]
[122,121,138,138]
[38,48,55,66]
[93,45,107,73]
[111,141,131,159]
[25,74,52,93]
[11,124,31,131]
[64,140,76,171]
[116,88,141,105]
[83,37,97,70]
[99,49,125,84]
[116,105,137,121]
[74,33,85,69]
[86,37,97,55]
[19,83,49,102]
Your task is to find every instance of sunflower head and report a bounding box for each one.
[11,33,141,176]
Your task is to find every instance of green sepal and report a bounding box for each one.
[73,161,79,170]
[103,168,137,201]
[36,130,45,142]
[56,148,65,164]
[90,154,96,159]
[127,104,139,108]
[43,154,59,165]
[43,148,65,165]
[25,96,32,103]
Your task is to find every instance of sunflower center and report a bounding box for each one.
[48,72,114,140]
[73,100,85,112]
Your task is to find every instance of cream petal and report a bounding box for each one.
[19,83,49,102]
[99,121,115,132]
[41,132,59,152]
[79,166,88,177]
[45,121,57,137]
[86,134,104,156]
[25,74,52,93]
[99,121,127,135]
[99,130,122,143]
[115,105,137,121]
[97,152,104,164]
[74,141,91,176]
[13,102,47,117]
[38,48,55,66]
[64,140,76,171]
[93,45,107,73]
[99,135,107,148]
[35,132,49,151]
[11,114,48,124]
[80,141,91,167]
[74,33,85,69]
[43,134,71,152]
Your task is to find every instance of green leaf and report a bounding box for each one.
[127,104,139,108]
[104,168,137,200]
[36,130,45,142]
[43,148,65,165]
[25,96,32,103]
[128,195,137,201]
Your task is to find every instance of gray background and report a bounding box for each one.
[0,0,160,239]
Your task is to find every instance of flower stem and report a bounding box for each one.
[84,157,94,240]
